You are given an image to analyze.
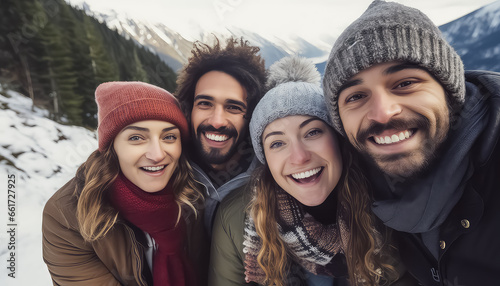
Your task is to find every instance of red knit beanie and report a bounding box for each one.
[96,81,188,152]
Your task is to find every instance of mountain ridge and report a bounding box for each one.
[74,0,500,74]
[75,1,333,71]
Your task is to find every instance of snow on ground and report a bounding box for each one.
[0,84,97,285]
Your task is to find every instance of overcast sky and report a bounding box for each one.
[67,0,498,41]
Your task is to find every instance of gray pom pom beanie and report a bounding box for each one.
[250,56,331,164]
[323,0,465,136]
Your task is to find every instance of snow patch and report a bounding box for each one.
[1,87,97,285]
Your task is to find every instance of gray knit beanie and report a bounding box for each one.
[323,0,465,136]
[250,56,331,164]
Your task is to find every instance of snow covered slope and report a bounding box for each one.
[0,85,97,285]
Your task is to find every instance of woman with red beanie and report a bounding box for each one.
[42,82,206,285]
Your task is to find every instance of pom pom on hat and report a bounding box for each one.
[250,56,331,164]
[266,56,321,90]
[96,81,188,152]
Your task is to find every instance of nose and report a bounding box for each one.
[289,140,311,165]
[366,89,402,124]
[145,140,165,163]
[206,105,227,129]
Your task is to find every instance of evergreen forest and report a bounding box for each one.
[0,0,178,128]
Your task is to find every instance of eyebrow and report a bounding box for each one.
[193,94,214,102]
[122,126,178,133]
[337,79,363,96]
[226,99,247,109]
[299,117,322,128]
[263,118,322,142]
[384,63,430,75]
[263,131,284,142]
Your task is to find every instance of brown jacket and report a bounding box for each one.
[42,178,209,286]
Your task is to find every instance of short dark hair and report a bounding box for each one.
[175,36,267,125]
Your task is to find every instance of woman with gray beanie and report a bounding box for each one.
[208,57,409,285]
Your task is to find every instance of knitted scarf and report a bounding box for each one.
[109,173,195,286]
[243,188,350,284]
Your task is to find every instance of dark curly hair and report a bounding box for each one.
[175,36,267,125]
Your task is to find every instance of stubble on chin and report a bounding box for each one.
[369,151,430,179]
[356,134,444,180]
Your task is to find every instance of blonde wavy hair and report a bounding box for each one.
[74,143,203,242]
[248,141,400,286]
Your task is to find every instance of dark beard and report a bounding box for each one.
[359,147,437,181]
[193,124,242,165]
[353,115,447,179]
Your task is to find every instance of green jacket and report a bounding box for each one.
[208,186,418,286]
[208,185,250,286]
[208,186,341,286]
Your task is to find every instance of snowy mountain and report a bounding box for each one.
[71,0,500,75]
[75,2,332,71]
[0,85,96,285]
[440,0,500,72]
[311,1,500,75]
[81,4,194,71]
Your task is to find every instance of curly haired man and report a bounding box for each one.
[175,37,266,234]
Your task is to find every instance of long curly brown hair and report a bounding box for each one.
[74,143,203,242]
[249,141,400,286]
[175,36,267,125]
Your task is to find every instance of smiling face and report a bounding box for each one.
[262,116,343,206]
[191,71,248,168]
[113,120,182,193]
[338,61,450,178]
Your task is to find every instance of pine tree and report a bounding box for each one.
[1,0,179,127]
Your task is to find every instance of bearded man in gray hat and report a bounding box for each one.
[323,1,500,285]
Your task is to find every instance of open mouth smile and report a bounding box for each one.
[140,165,166,172]
[289,167,324,183]
[204,132,230,142]
[371,129,415,145]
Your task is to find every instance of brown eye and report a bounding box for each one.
[397,81,413,88]
[346,93,365,103]
[196,101,212,108]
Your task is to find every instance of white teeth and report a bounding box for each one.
[205,133,229,142]
[142,165,165,171]
[291,167,322,180]
[374,130,413,145]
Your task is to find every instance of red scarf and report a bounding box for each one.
[109,173,195,286]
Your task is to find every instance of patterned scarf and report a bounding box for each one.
[109,173,195,286]
[243,188,350,284]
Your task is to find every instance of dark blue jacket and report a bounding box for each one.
[396,71,500,285]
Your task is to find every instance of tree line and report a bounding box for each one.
[0,0,178,128]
